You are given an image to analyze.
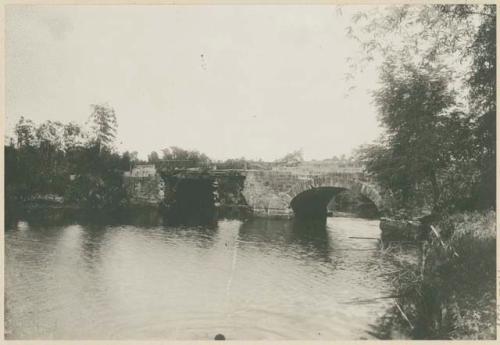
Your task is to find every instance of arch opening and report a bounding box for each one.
[162,177,218,225]
[290,186,380,219]
[290,187,345,219]
[327,189,380,219]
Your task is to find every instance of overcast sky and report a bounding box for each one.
[6,5,381,161]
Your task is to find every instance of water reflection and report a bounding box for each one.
[6,207,166,228]
[238,217,333,264]
[6,214,401,340]
[290,218,331,262]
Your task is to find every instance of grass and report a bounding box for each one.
[374,210,496,339]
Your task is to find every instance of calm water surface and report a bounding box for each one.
[6,216,398,340]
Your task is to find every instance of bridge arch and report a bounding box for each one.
[241,170,384,218]
[287,175,383,218]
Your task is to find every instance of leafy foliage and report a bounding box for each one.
[14,116,37,148]
[351,5,496,214]
[380,211,496,339]
[88,103,118,153]
[349,6,496,340]
[155,146,211,171]
[6,107,130,210]
[274,149,304,166]
[345,5,493,90]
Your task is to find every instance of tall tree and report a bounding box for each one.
[148,151,160,164]
[349,4,496,211]
[345,5,492,89]
[467,7,496,208]
[36,121,65,187]
[88,103,118,153]
[359,63,455,211]
[63,122,87,151]
[14,116,37,148]
[36,120,64,151]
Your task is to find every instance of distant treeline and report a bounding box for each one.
[146,148,358,171]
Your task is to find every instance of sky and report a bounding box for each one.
[6,5,382,161]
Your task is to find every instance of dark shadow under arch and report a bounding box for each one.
[290,187,345,219]
[328,190,380,219]
[290,186,380,219]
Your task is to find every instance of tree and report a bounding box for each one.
[88,103,118,153]
[349,4,496,212]
[148,151,160,164]
[357,62,476,212]
[467,7,496,208]
[14,116,37,148]
[6,112,132,209]
[275,149,304,166]
[129,151,139,164]
[35,121,65,190]
[344,5,493,90]
[63,122,86,151]
[36,120,64,151]
[160,146,211,169]
[218,157,249,170]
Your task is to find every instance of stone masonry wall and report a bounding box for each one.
[123,175,164,205]
[241,171,295,217]
[242,170,383,218]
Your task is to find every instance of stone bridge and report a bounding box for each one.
[241,170,384,218]
[125,164,385,219]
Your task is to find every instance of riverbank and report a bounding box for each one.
[377,210,496,339]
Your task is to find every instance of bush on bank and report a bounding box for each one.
[432,210,496,339]
[389,210,496,339]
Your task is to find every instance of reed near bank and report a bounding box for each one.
[378,210,496,339]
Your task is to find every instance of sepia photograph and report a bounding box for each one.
[3,2,497,341]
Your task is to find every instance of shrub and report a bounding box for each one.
[382,211,496,339]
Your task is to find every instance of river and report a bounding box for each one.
[5,214,400,340]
